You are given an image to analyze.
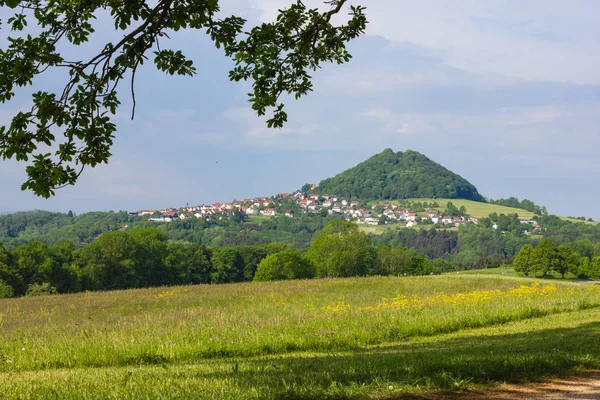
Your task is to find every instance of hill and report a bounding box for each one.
[316,149,485,202]
[2,275,600,398]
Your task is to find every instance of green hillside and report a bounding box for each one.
[2,275,600,398]
[316,149,485,201]
[409,198,537,219]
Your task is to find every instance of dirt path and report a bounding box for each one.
[418,371,600,399]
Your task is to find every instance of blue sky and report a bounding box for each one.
[1,1,599,220]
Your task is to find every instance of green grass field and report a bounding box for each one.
[400,198,537,219]
[2,275,600,398]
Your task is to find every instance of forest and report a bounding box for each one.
[315,149,485,201]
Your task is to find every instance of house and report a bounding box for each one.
[260,208,278,216]
[431,216,440,224]
[351,201,359,207]
[150,211,179,222]
[520,220,539,227]
[245,208,258,215]
[138,210,157,216]
[394,212,407,221]
[365,217,379,225]
[407,212,418,222]
[162,211,179,221]
[406,221,418,228]
[383,209,395,217]
[323,199,334,207]
[441,216,453,224]
[468,217,480,224]
[285,210,294,218]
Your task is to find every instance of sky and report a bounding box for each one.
[0,1,599,220]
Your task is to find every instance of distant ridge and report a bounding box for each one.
[316,149,485,202]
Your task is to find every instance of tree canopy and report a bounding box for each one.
[315,149,485,201]
[0,0,366,197]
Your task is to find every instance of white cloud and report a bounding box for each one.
[360,103,600,155]
[223,107,318,144]
[323,67,462,95]
[251,0,600,84]
[360,107,436,135]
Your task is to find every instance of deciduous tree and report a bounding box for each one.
[306,220,374,278]
[0,0,366,197]
[532,238,558,277]
[556,244,579,278]
[254,249,314,281]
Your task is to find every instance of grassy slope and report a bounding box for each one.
[360,198,598,234]
[2,275,600,398]
[401,198,537,219]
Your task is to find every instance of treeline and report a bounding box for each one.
[488,197,547,215]
[513,238,600,279]
[0,210,140,247]
[0,222,442,298]
[0,209,342,249]
[372,216,600,271]
[2,208,600,275]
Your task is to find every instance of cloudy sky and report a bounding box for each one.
[1,1,599,219]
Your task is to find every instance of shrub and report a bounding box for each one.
[0,279,14,299]
[254,249,314,282]
[26,282,58,297]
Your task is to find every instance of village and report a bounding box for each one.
[136,190,496,229]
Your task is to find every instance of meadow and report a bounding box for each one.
[394,198,538,220]
[2,275,600,398]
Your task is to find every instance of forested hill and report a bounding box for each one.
[316,149,485,202]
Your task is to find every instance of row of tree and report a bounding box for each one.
[0,222,440,298]
[513,238,600,278]
[488,197,547,215]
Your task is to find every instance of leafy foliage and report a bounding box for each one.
[0,278,14,298]
[0,0,366,196]
[306,220,374,277]
[25,282,57,297]
[316,149,485,201]
[488,197,547,215]
[512,244,533,276]
[254,249,314,281]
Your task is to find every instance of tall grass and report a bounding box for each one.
[1,275,599,374]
